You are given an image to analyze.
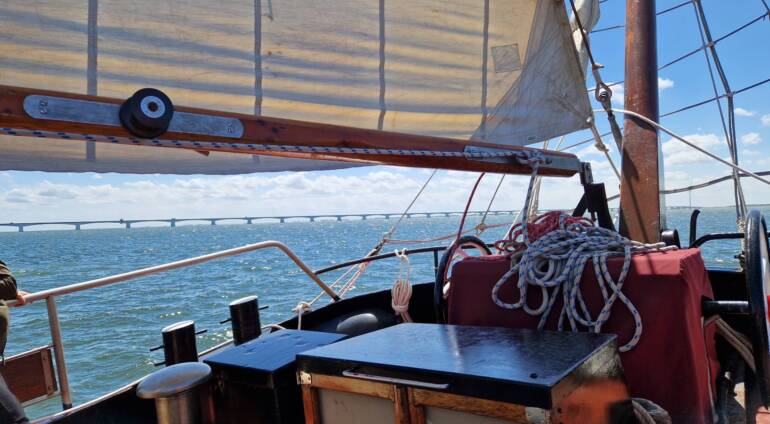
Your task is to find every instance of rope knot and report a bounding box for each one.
[514,150,547,167]
[293,301,313,330]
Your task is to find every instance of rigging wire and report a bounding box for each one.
[478,174,506,234]
[455,173,487,241]
[565,75,770,153]
[609,108,770,186]
[382,169,438,241]
[661,77,770,117]
[597,10,768,88]
[691,0,747,224]
[301,169,439,308]
[606,170,770,201]
[591,0,694,33]
[568,0,624,152]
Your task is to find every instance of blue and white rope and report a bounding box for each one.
[0,127,544,160]
[491,160,676,352]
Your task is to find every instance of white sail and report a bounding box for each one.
[0,0,591,174]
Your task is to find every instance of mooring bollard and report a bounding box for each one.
[161,320,198,365]
[137,362,212,424]
[229,295,262,345]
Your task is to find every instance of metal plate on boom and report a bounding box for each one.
[23,95,244,139]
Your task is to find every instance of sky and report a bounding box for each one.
[1,0,770,224]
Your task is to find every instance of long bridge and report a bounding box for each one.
[0,210,517,232]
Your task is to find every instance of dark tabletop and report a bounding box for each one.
[297,323,616,388]
[205,329,346,374]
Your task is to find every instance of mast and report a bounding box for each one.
[619,0,663,243]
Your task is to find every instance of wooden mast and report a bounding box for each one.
[619,0,663,242]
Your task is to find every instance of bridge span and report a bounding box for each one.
[0,211,517,232]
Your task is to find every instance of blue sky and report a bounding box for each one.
[1,0,769,224]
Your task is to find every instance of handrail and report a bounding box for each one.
[690,231,770,249]
[11,240,339,306]
[9,240,338,411]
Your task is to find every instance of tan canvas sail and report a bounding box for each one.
[0,0,591,174]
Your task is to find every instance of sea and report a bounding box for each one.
[0,206,760,419]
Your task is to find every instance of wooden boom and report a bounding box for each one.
[0,85,582,177]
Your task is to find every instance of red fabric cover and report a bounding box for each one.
[448,248,717,423]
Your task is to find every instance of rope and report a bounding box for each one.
[385,222,510,245]
[567,0,624,153]
[633,401,656,424]
[390,249,413,323]
[491,158,675,352]
[455,173,487,241]
[382,170,438,241]
[0,128,546,160]
[293,301,312,330]
[478,174,506,235]
[715,317,755,372]
[261,323,286,334]
[632,398,672,424]
[589,123,621,180]
[527,141,547,223]
[609,108,770,187]
[298,170,438,310]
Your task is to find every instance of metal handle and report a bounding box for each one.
[342,370,449,390]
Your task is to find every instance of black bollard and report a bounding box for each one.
[161,320,198,366]
[229,296,262,345]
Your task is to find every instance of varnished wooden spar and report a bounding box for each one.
[0,85,581,177]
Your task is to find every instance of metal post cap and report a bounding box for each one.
[162,320,194,334]
[229,295,258,306]
[136,362,211,399]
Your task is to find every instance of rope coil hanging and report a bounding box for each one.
[391,249,413,323]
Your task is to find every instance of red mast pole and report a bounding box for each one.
[619,0,664,242]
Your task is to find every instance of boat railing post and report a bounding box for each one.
[46,296,72,410]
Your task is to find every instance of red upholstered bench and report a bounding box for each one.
[447,248,719,423]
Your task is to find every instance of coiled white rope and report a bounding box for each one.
[491,153,676,352]
[391,249,413,323]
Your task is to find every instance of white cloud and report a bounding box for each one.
[741,132,762,145]
[658,77,674,90]
[0,170,591,223]
[735,108,756,117]
[662,133,723,166]
[763,114,770,126]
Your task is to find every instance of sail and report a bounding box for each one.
[0,0,591,174]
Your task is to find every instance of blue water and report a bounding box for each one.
[0,206,761,418]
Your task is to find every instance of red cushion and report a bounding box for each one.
[448,248,716,423]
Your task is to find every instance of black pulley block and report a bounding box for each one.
[119,88,174,138]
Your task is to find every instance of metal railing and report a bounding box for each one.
[9,240,338,410]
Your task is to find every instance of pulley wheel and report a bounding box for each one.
[745,209,770,406]
[434,235,491,323]
[119,88,174,138]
